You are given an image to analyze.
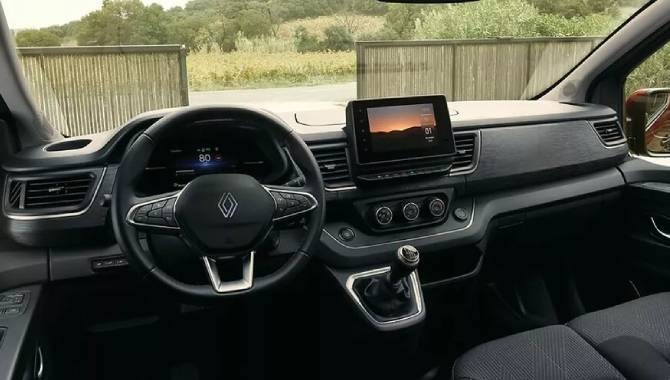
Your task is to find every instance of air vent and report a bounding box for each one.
[451,132,479,175]
[593,119,625,145]
[7,181,23,209]
[22,174,94,210]
[310,143,354,189]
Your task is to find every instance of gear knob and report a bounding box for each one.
[389,245,420,285]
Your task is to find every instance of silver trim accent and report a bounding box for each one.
[374,206,393,226]
[4,167,108,220]
[35,346,44,380]
[650,216,670,240]
[345,267,423,325]
[125,192,181,231]
[324,199,476,249]
[203,252,254,293]
[325,185,357,192]
[264,186,318,221]
[401,202,420,221]
[450,130,481,176]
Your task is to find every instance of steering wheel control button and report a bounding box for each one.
[268,189,317,221]
[374,206,393,226]
[338,227,355,241]
[453,207,469,222]
[427,197,446,217]
[401,202,420,221]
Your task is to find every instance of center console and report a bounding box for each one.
[329,96,463,330]
[345,95,458,233]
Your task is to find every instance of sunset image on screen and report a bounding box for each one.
[368,104,436,133]
[367,104,437,153]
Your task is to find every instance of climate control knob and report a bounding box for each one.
[373,206,394,226]
[427,197,446,217]
[401,202,420,221]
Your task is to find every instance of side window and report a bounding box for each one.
[625,45,670,155]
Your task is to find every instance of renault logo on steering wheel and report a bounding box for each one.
[218,192,239,219]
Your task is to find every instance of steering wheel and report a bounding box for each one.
[111,106,325,299]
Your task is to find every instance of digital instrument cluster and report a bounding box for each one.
[138,124,288,194]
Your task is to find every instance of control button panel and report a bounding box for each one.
[268,189,317,220]
[131,196,178,228]
[356,190,453,233]
[0,291,29,319]
[91,255,129,271]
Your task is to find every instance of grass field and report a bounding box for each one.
[187,51,356,91]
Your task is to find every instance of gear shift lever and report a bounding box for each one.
[389,245,420,285]
[354,245,421,320]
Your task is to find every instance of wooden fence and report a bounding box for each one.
[356,37,602,101]
[17,45,188,137]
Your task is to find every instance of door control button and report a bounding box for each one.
[453,207,469,222]
[338,227,355,241]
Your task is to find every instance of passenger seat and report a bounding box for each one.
[453,293,670,380]
[452,325,624,379]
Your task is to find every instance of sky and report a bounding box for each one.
[1,0,188,29]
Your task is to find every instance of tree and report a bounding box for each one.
[15,29,61,47]
[76,0,170,45]
[238,9,272,38]
[382,4,425,39]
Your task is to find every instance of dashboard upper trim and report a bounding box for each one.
[3,166,107,221]
[322,198,476,250]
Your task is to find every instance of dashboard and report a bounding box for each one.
[0,99,630,287]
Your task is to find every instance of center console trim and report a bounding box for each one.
[345,267,424,328]
[323,198,476,250]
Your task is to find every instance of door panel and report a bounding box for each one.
[620,158,670,293]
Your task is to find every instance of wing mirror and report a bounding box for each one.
[625,88,670,155]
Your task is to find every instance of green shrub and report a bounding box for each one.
[294,26,321,53]
[322,25,354,51]
[15,29,62,47]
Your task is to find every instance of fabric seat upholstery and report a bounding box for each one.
[452,325,624,380]
[568,292,670,358]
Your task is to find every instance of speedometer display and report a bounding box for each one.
[138,123,288,194]
[173,146,230,172]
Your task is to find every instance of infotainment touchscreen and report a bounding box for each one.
[346,95,456,165]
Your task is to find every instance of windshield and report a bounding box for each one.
[3,0,649,136]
